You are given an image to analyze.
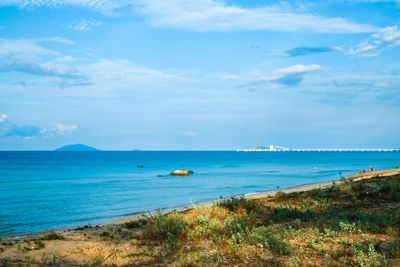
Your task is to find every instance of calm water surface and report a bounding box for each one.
[0,151,399,237]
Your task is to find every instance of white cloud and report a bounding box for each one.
[68,19,102,31]
[54,56,76,62]
[0,116,77,138]
[0,59,83,79]
[274,64,322,75]
[0,0,377,33]
[348,25,400,56]
[239,64,322,88]
[0,38,84,83]
[0,38,57,59]
[349,0,400,2]
[79,59,178,91]
[137,0,377,33]
[0,37,74,61]
[40,123,78,137]
[0,0,131,15]
[52,123,78,134]
[0,114,7,122]
[35,37,75,45]
[0,36,184,91]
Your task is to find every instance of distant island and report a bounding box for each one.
[55,144,100,151]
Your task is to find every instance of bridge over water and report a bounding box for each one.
[237,145,400,152]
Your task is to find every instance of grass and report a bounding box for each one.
[2,174,400,266]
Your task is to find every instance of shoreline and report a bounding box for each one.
[3,168,400,240]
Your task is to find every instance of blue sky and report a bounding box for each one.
[0,0,399,150]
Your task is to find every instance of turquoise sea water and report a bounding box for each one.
[0,151,399,238]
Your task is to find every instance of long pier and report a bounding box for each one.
[237,145,400,152]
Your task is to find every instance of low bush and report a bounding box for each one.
[219,196,260,213]
[249,226,292,255]
[141,211,188,241]
[37,232,65,241]
[33,240,45,250]
[125,219,148,229]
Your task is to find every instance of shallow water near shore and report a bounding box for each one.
[0,151,399,237]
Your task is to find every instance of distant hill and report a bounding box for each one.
[55,144,100,151]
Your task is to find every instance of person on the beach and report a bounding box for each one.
[363,169,366,173]
[396,166,399,169]
[369,166,373,171]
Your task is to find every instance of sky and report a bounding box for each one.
[0,0,399,150]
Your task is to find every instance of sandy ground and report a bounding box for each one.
[1,168,399,266]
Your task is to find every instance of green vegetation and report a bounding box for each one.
[36,232,65,241]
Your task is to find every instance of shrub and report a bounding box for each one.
[249,226,292,255]
[378,180,400,201]
[33,240,45,250]
[142,211,188,241]
[354,244,387,267]
[37,232,65,240]
[125,219,148,229]
[99,231,113,240]
[219,197,260,213]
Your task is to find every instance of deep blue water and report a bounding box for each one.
[0,151,399,237]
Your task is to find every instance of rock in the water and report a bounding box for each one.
[170,169,190,176]
[157,174,162,177]
[188,170,194,174]
[137,165,144,168]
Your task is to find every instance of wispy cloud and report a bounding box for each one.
[239,64,322,88]
[35,37,75,45]
[79,59,180,91]
[0,58,82,79]
[42,123,78,137]
[138,0,377,33]
[285,46,343,56]
[0,37,85,83]
[0,0,122,13]
[0,114,77,139]
[0,37,74,60]
[273,64,322,86]
[0,38,57,59]
[68,19,102,31]
[0,36,184,92]
[0,114,7,122]
[1,0,377,33]
[348,25,400,56]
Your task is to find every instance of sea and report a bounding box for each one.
[1,151,399,238]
